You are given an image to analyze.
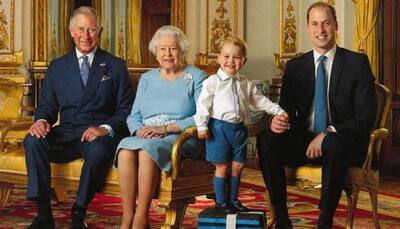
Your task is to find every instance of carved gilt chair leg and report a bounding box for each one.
[368,187,381,229]
[344,186,360,229]
[51,187,68,203]
[160,197,195,229]
[0,182,13,209]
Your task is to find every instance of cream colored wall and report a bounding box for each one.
[240,0,280,83]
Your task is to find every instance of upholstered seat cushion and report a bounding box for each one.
[0,148,118,184]
[285,165,322,184]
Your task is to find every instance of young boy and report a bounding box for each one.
[195,37,288,213]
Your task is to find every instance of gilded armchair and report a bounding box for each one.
[0,78,32,152]
[267,83,391,229]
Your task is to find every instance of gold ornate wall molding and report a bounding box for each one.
[195,0,243,69]
[172,0,186,33]
[0,0,23,72]
[31,0,47,70]
[274,0,299,76]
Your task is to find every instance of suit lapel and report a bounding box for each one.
[329,47,344,104]
[80,49,108,105]
[303,52,316,111]
[66,52,84,96]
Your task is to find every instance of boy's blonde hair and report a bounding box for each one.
[218,37,247,57]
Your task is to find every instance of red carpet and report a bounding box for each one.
[1,182,399,228]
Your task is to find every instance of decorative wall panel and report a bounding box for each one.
[0,0,22,72]
[195,0,243,71]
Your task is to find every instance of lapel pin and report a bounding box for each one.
[100,63,106,67]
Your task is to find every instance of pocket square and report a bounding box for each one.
[101,75,111,81]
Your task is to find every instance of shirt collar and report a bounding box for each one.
[313,44,336,64]
[76,47,97,65]
[217,68,241,81]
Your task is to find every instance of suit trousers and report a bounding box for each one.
[256,128,351,221]
[24,134,120,208]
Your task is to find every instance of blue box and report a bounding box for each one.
[198,208,266,229]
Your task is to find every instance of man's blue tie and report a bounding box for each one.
[314,55,327,134]
[80,55,90,86]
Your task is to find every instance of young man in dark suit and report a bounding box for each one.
[257,2,377,229]
[24,6,133,229]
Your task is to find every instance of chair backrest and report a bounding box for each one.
[374,83,391,129]
[365,82,392,170]
[0,78,24,119]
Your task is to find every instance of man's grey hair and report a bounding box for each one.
[148,25,190,56]
[69,6,101,30]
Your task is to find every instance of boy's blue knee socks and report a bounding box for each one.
[230,175,240,202]
[214,176,226,205]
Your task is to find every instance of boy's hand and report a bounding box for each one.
[270,113,290,133]
[198,130,209,139]
[281,112,289,122]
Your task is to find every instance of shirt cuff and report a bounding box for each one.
[327,125,337,133]
[197,125,209,132]
[275,108,285,116]
[100,124,114,137]
[36,119,48,124]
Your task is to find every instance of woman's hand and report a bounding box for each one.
[137,126,165,139]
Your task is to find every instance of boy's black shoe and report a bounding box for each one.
[231,200,250,212]
[27,215,55,229]
[215,202,237,214]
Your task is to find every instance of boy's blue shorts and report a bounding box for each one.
[206,118,248,163]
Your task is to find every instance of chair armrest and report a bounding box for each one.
[0,117,33,152]
[169,126,198,180]
[362,128,389,171]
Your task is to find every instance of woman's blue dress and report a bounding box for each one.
[115,65,206,171]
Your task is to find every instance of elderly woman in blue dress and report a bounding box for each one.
[115,25,207,229]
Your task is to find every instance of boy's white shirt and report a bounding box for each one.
[195,68,285,131]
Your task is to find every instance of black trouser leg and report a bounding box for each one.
[319,133,349,223]
[257,131,289,220]
[257,128,312,221]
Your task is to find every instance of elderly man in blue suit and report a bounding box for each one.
[24,6,133,229]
